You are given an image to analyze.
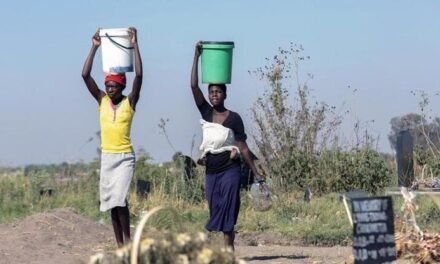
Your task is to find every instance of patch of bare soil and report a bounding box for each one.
[236,245,351,264]
[0,208,114,264]
[233,233,349,264]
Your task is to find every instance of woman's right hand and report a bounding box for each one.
[92,29,101,47]
[195,41,202,57]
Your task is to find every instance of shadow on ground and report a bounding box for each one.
[243,254,307,261]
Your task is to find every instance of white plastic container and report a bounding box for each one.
[250,179,273,212]
[99,28,133,73]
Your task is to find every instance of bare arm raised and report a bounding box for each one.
[191,41,207,107]
[82,29,105,103]
[127,27,143,110]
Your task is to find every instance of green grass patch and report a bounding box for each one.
[3,173,440,246]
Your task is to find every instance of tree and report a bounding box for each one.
[388,113,440,165]
[388,113,425,151]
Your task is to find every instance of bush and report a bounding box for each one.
[317,148,392,194]
[250,44,391,194]
[134,153,205,203]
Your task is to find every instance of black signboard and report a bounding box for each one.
[351,196,396,264]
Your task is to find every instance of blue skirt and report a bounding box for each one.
[205,165,241,232]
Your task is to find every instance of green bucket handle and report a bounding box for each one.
[105,33,133,50]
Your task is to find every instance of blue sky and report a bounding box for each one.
[1,1,440,166]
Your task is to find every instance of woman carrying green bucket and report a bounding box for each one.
[191,41,265,250]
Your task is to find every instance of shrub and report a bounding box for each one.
[250,44,391,194]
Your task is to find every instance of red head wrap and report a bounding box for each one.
[105,74,126,86]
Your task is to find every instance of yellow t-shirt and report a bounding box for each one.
[99,95,134,153]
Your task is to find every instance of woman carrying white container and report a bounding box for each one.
[82,27,143,247]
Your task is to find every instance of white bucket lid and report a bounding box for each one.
[99,28,129,37]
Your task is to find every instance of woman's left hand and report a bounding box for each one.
[128,27,137,44]
[255,172,266,182]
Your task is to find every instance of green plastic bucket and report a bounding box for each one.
[201,41,235,84]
